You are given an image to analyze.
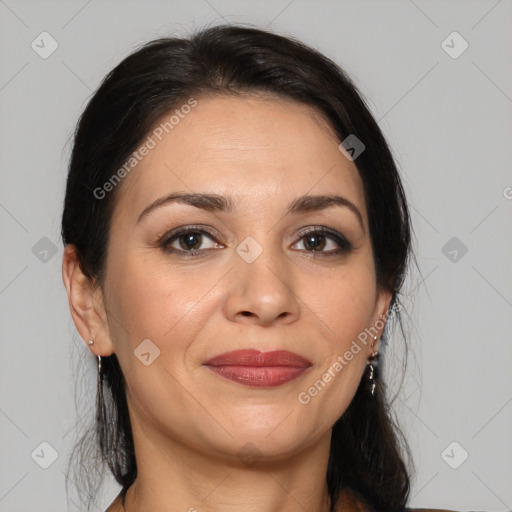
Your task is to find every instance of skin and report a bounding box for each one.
[62,93,391,512]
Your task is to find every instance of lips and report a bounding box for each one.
[203,349,311,367]
[203,349,312,388]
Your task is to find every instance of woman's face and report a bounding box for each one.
[97,94,391,462]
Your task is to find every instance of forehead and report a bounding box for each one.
[113,94,366,221]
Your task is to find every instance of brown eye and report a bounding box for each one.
[176,231,203,251]
[293,227,353,256]
[302,232,328,251]
[159,227,222,256]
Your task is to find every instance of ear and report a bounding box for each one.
[368,287,393,358]
[62,244,115,356]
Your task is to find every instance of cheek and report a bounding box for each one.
[307,260,377,345]
[104,251,224,355]
[296,266,375,430]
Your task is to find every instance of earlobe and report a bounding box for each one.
[61,244,115,356]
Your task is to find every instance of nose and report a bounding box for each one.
[222,242,300,327]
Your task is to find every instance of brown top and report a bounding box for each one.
[105,488,457,512]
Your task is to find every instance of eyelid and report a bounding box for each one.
[155,224,222,245]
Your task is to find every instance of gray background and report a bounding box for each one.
[0,1,511,511]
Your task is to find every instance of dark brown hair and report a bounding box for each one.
[62,23,416,512]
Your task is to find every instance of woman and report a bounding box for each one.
[61,24,457,512]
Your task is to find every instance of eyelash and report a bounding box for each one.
[156,225,353,259]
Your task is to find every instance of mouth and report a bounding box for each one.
[203,349,312,388]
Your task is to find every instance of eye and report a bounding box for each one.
[156,225,353,258]
[158,226,223,256]
[291,227,353,257]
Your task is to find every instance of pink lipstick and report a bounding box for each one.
[203,349,312,388]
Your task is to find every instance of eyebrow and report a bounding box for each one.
[137,192,364,231]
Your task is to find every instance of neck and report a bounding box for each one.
[122,412,333,512]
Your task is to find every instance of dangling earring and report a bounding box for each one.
[367,335,379,398]
[88,339,102,376]
[89,339,104,425]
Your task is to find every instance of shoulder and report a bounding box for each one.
[104,492,124,512]
[408,509,458,512]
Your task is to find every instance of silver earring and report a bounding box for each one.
[88,339,102,374]
[367,335,379,398]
